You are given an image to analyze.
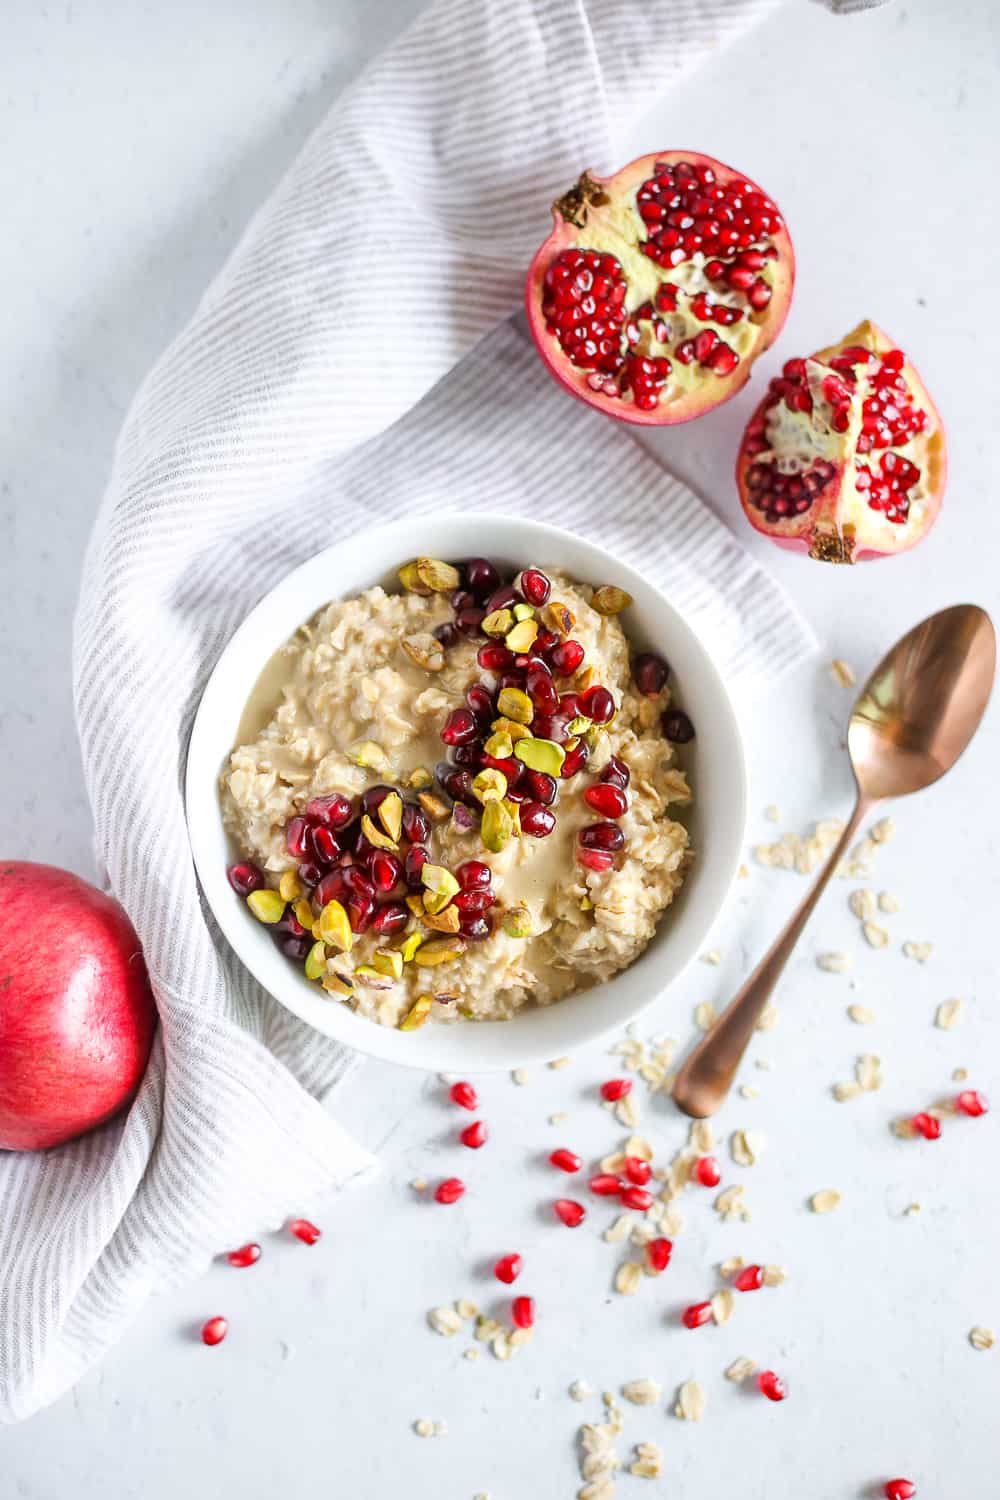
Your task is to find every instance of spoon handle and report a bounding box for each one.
[672,793,878,1119]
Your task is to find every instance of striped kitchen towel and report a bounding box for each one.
[0,0,862,1421]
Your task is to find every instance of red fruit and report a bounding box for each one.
[589,1173,623,1196]
[456,860,492,890]
[620,1185,654,1211]
[0,864,157,1151]
[526,152,794,426]
[554,1198,586,1227]
[401,801,431,845]
[581,684,615,724]
[601,755,630,790]
[662,709,695,744]
[478,642,515,673]
[453,890,492,916]
[956,1089,988,1117]
[682,1301,713,1329]
[526,664,559,714]
[306,792,353,828]
[737,321,946,563]
[600,1078,632,1102]
[693,1155,721,1188]
[511,1295,535,1329]
[622,1155,651,1185]
[465,557,501,598]
[757,1369,787,1402]
[734,1264,764,1292]
[519,802,557,838]
[884,1482,917,1500]
[515,568,552,606]
[311,825,341,863]
[226,1242,261,1268]
[455,606,486,636]
[494,1252,523,1284]
[548,639,585,676]
[404,846,429,889]
[460,1120,488,1149]
[288,1218,321,1244]
[580,822,625,852]
[523,770,558,806]
[560,740,590,779]
[285,815,313,859]
[201,1316,228,1346]
[646,1237,673,1273]
[461,913,494,942]
[584,783,628,818]
[370,853,402,892]
[227,861,264,896]
[577,848,614,873]
[549,1147,582,1173]
[632,652,670,697]
[441,707,479,746]
[434,1178,466,1204]
[910,1112,941,1140]
[450,1080,478,1111]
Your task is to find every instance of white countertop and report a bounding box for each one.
[2,0,999,1493]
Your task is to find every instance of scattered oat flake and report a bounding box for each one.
[695,1001,717,1032]
[456,1298,478,1320]
[847,1004,875,1025]
[715,1184,751,1222]
[810,1189,842,1214]
[622,1378,662,1406]
[764,803,781,822]
[755,1056,774,1071]
[711,1289,735,1325]
[725,1356,758,1384]
[739,1084,759,1099]
[755,817,845,875]
[878,890,901,913]
[856,1053,883,1091]
[615,1261,644,1296]
[953,1066,969,1082]
[730,1129,765,1167]
[475,1316,502,1342]
[674,1379,707,1422]
[464,1347,481,1361]
[763,1264,788,1286]
[720,1255,745,1278]
[701,949,722,965]
[849,888,877,921]
[570,1379,593,1402]
[689,1119,714,1153]
[870,816,895,843]
[414,1418,445,1438]
[615,1094,640,1128]
[549,1056,573,1070]
[936,998,963,1030]
[757,1003,779,1031]
[511,1067,530,1085]
[629,1441,663,1480]
[429,1306,463,1337]
[830,658,856,688]
[818,951,852,974]
[969,1326,995,1351]
[410,1176,428,1192]
[833,1080,862,1101]
[738,863,749,879]
[863,921,890,949]
[549,1111,569,1125]
[604,1213,635,1244]
[904,1201,922,1216]
[903,940,933,963]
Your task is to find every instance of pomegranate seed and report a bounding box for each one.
[549,1148,582,1173]
[524,769,558,805]
[589,1173,623,1197]
[956,1089,988,1117]
[441,707,479,746]
[516,568,552,606]
[434,1178,466,1205]
[306,792,353,827]
[370,852,402,892]
[460,1120,488,1149]
[632,652,669,697]
[601,755,630,790]
[910,1112,941,1140]
[453,862,489,894]
[285,816,313,859]
[580,822,625,852]
[682,1301,713,1329]
[734,1263,764,1292]
[360,784,393,814]
[526,665,559,715]
[454,889,492,917]
[600,1078,632,1102]
[201,1316,228,1346]
[884,1482,916,1500]
[478,641,515,672]
[484,584,518,614]
[646,1237,673,1273]
[401,801,431,845]
[311,824,341,863]
[226,1242,261,1268]
[662,708,695,743]
[455,606,486,637]
[520,801,557,838]
[620,1186,654,1211]
[581,684,615,724]
[757,1369,787,1401]
[450,1080,478,1110]
[577,847,614,872]
[465,557,500,598]
[494,1252,523,1284]
[561,740,590,778]
[693,1155,721,1187]
[371,900,408,937]
[554,1198,586,1227]
[227,861,264,896]
[288,1218,321,1245]
[584,783,628,818]
[511,1295,535,1329]
[549,639,585,675]
[622,1155,651,1185]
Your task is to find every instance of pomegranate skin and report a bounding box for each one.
[0,862,157,1151]
[737,320,947,563]
[525,150,795,427]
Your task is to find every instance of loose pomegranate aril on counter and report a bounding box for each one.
[682,1301,713,1330]
[226,1243,261,1268]
[956,1089,989,1117]
[646,1237,673,1273]
[450,1080,478,1110]
[465,557,501,597]
[662,709,695,743]
[600,1078,632,1102]
[511,1295,535,1329]
[620,1185,654,1211]
[910,1112,941,1140]
[494,1253,523,1284]
[201,1316,228,1346]
[227,862,264,897]
[734,1264,764,1292]
[622,1155,651,1185]
[516,568,552,606]
[548,639,585,676]
[288,1218,322,1245]
[434,1178,466,1205]
[757,1369,787,1402]
[581,684,615,724]
[580,822,625,852]
[884,1482,917,1500]
[584,783,628,818]
[600,755,630,790]
[589,1173,623,1197]
[693,1155,721,1187]
[549,1148,582,1173]
[554,1198,586,1227]
[520,802,557,838]
[460,1120,488,1149]
[306,792,353,827]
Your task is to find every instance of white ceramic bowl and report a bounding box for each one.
[186,512,746,1071]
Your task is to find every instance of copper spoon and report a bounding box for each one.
[673,604,996,1119]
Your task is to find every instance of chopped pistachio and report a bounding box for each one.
[505,619,539,653]
[567,715,591,735]
[423,905,461,934]
[407,766,432,789]
[398,560,432,596]
[350,740,389,772]
[354,964,395,990]
[415,556,461,593]
[360,813,399,852]
[484,731,513,760]
[472,768,507,804]
[497,686,533,725]
[414,938,468,967]
[321,971,354,998]
[515,737,565,775]
[304,940,327,980]
[279,870,302,902]
[512,602,536,622]
[377,790,404,843]
[422,864,460,899]
[293,897,314,930]
[482,799,514,853]
[417,790,451,822]
[401,634,445,672]
[502,798,522,835]
[399,931,424,962]
[482,608,514,636]
[247,890,286,924]
[406,894,426,919]
[372,948,404,979]
[501,905,532,938]
[591,585,633,615]
[543,601,575,635]
[575,665,596,693]
[423,889,454,916]
[490,716,532,743]
[318,898,352,952]
[399,993,435,1030]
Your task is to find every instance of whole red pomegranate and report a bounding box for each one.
[0,863,156,1151]
[526,151,794,425]
[737,320,946,563]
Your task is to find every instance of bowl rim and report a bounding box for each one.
[185,510,747,1071]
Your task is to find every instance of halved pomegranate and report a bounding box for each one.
[525,151,794,425]
[737,320,946,563]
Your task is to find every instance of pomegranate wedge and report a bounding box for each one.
[737,320,946,563]
[526,151,794,425]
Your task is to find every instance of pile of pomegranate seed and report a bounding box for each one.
[201,1316,228,1346]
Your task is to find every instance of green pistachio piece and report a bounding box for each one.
[304,940,327,980]
[247,890,286,924]
[514,737,566,776]
[481,798,514,853]
[501,904,532,939]
[497,687,533,725]
[472,768,507,804]
[482,608,514,636]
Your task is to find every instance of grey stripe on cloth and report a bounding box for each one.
[0,0,850,1422]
